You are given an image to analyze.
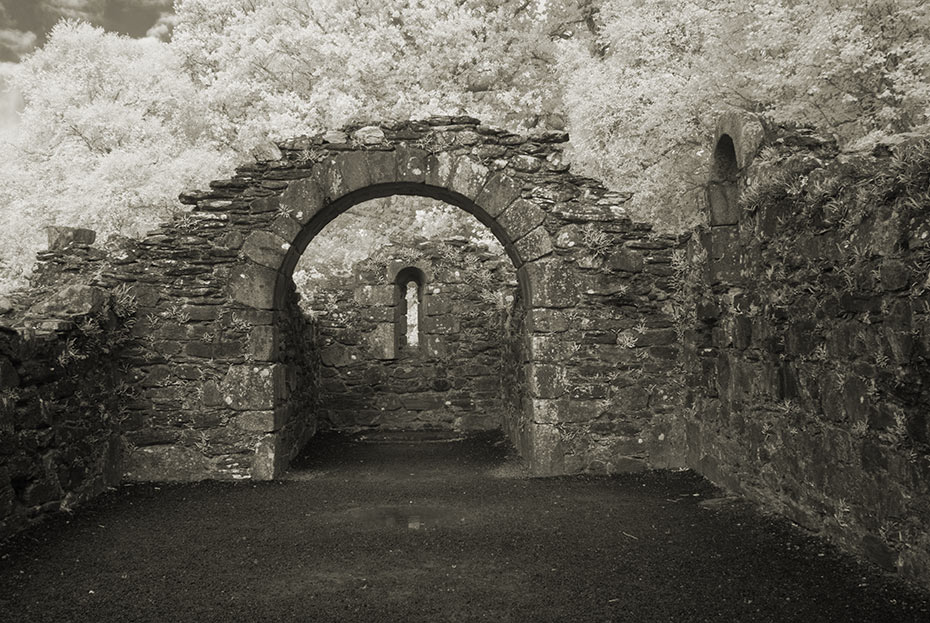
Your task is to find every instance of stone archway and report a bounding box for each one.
[217,125,570,477]
[114,117,679,482]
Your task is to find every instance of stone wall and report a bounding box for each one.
[0,117,686,481]
[548,218,684,473]
[309,237,518,433]
[679,114,930,585]
[104,115,681,476]
[0,232,128,537]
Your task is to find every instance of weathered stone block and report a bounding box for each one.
[320,343,357,367]
[425,152,456,188]
[124,445,208,482]
[242,230,290,269]
[323,151,370,197]
[268,215,303,246]
[449,157,489,200]
[395,147,428,183]
[523,260,580,308]
[353,126,385,145]
[607,248,644,273]
[474,172,521,218]
[279,178,326,224]
[530,335,566,362]
[368,323,395,360]
[498,199,545,242]
[423,315,459,335]
[879,259,909,291]
[354,285,394,307]
[220,364,284,411]
[528,363,566,399]
[515,225,553,263]
[532,398,568,424]
[366,150,398,186]
[528,422,565,476]
[235,410,281,433]
[28,285,108,319]
[46,226,96,250]
[228,262,279,309]
[248,325,277,361]
[251,434,277,480]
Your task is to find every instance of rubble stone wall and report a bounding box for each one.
[679,112,930,585]
[0,117,680,482]
[310,238,519,433]
[0,240,128,537]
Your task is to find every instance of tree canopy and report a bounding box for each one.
[1,0,928,294]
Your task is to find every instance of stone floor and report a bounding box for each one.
[0,431,928,622]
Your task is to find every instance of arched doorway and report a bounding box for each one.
[121,118,665,483]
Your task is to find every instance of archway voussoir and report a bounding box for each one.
[498,199,546,242]
[475,172,521,218]
[366,150,399,186]
[228,261,279,309]
[268,214,302,245]
[449,157,490,201]
[279,178,326,225]
[514,225,553,262]
[424,152,456,188]
[242,230,291,269]
[395,147,428,183]
[327,152,371,196]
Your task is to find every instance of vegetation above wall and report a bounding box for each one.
[1,0,928,296]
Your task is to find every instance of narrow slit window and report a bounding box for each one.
[394,266,426,356]
[405,280,419,347]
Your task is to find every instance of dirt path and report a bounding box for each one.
[1,432,928,622]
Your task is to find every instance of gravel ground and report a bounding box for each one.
[1,431,927,622]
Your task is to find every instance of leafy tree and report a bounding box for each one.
[0,20,232,292]
[293,196,501,293]
[2,0,929,294]
[557,0,930,230]
[168,0,566,148]
[0,1,565,294]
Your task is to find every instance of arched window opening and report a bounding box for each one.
[405,280,419,347]
[707,134,740,226]
[394,266,426,355]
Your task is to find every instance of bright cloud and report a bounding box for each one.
[0,28,37,58]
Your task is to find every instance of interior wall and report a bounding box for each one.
[308,237,519,434]
[679,113,930,585]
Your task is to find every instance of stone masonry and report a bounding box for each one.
[2,114,928,589]
[677,112,930,586]
[1,117,679,485]
[310,236,520,433]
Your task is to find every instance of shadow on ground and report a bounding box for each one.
[1,431,928,622]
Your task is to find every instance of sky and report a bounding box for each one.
[0,0,175,127]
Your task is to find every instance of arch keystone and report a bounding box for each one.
[396,147,428,182]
